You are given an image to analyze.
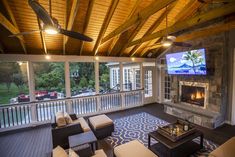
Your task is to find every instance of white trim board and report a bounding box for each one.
[0,54,156,63]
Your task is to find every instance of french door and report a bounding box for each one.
[143,67,155,104]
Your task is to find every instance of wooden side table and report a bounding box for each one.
[69,131,98,152]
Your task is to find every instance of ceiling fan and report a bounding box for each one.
[9,0,93,42]
[147,6,192,50]
[197,0,231,4]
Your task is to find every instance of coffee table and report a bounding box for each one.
[148,130,204,157]
[69,131,98,152]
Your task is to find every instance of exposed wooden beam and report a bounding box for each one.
[101,0,176,44]
[174,0,202,22]
[148,20,235,58]
[93,0,119,55]
[79,0,95,56]
[129,3,176,57]
[176,20,235,42]
[37,18,47,54]
[64,0,80,44]
[111,19,147,56]
[139,0,202,57]
[128,3,235,47]
[0,10,27,54]
[107,0,142,56]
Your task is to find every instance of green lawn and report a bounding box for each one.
[0,83,28,105]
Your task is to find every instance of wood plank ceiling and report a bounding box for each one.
[0,0,234,57]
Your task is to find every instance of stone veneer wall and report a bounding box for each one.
[163,32,228,128]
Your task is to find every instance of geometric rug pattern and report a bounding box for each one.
[106,112,218,157]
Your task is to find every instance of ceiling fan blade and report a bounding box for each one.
[173,42,192,47]
[28,0,54,26]
[60,29,93,42]
[145,43,162,48]
[8,30,41,37]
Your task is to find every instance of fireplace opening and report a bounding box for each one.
[180,85,205,107]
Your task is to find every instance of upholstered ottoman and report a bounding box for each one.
[88,114,114,139]
[114,140,158,157]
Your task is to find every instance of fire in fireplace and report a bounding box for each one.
[181,85,205,107]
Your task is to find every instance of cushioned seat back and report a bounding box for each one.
[51,123,83,149]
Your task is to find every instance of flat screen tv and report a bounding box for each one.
[166,48,207,75]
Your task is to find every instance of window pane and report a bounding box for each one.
[122,62,140,91]
[33,62,65,101]
[99,62,119,94]
[144,70,153,97]
[70,62,95,97]
[0,62,29,105]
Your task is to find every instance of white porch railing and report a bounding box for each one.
[0,89,144,129]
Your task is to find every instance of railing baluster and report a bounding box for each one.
[0,90,143,128]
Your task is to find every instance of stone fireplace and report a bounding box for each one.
[161,33,228,129]
[179,81,209,109]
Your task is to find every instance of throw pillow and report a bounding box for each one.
[69,149,79,157]
[55,111,66,127]
[53,146,68,157]
[64,112,73,124]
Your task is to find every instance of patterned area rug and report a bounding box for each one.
[106,112,217,157]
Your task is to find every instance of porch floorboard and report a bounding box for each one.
[0,103,234,157]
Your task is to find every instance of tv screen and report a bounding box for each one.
[166,48,207,75]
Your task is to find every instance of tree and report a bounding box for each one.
[12,73,26,92]
[183,50,203,73]
[0,62,20,92]
[34,62,65,92]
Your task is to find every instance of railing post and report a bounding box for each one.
[66,99,73,114]
[97,96,101,112]
[30,103,37,123]
[121,92,125,109]
[141,90,144,106]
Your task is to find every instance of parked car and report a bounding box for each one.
[18,94,30,103]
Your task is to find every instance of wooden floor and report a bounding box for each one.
[0,103,234,157]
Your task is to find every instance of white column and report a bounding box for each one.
[64,61,73,113]
[119,62,125,108]
[27,61,35,101]
[119,62,123,91]
[140,63,144,89]
[65,61,71,98]
[27,61,37,122]
[95,61,101,112]
[95,61,99,94]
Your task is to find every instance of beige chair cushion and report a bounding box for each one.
[89,114,113,129]
[53,146,68,157]
[209,137,235,157]
[114,140,158,157]
[78,117,91,132]
[64,112,73,124]
[69,149,79,157]
[55,111,66,127]
[92,149,107,157]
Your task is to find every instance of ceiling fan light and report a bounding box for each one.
[44,26,58,35]
[162,40,172,47]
